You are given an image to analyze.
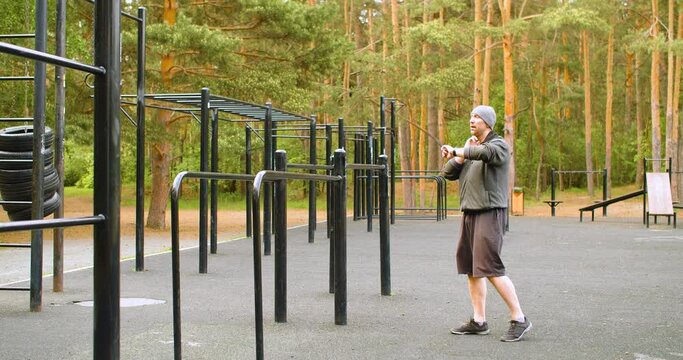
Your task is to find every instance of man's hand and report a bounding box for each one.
[441,144,454,159]
[464,136,479,149]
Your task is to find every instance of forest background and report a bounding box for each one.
[0,0,681,229]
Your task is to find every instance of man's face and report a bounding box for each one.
[469,113,489,137]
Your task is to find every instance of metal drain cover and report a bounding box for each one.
[74,298,166,307]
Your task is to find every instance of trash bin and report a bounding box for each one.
[511,187,524,216]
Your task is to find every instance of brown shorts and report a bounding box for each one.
[456,208,506,277]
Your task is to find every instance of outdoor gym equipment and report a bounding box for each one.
[546,168,607,217]
[0,0,122,356]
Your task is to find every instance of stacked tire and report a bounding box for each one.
[0,125,60,221]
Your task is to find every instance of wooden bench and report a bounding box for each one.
[543,200,563,216]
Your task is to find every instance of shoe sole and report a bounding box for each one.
[500,322,532,342]
[450,329,490,335]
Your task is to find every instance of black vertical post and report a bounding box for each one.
[338,117,345,149]
[602,168,607,216]
[245,126,252,237]
[250,181,264,360]
[30,0,47,313]
[550,169,556,217]
[210,110,218,254]
[326,124,332,239]
[390,101,396,224]
[93,0,121,356]
[379,95,386,155]
[379,155,390,295]
[308,117,317,243]
[274,150,288,323]
[353,135,360,221]
[333,149,347,325]
[199,88,209,273]
[643,158,647,224]
[53,0,66,290]
[171,188,181,360]
[366,121,374,232]
[135,7,146,272]
[263,104,273,255]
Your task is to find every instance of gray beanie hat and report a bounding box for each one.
[471,105,496,129]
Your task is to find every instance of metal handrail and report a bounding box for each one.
[0,215,105,233]
[170,168,341,360]
[395,175,447,221]
[0,42,105,75]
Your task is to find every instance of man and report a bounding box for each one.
[440,105,532,342]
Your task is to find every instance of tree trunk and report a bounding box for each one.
[473,0,482,107]
[675,3,683,201]
[482,0,494,104]
[605,30,614,198]
[665,0,675,178]
[438,8,447,150]
[146,0,177,229]
[397,1,414,211]
[635,52,644,186]
[651,0,662,171]
[582,30,595,196]
[500,0,515,194]
[670,0,682,201]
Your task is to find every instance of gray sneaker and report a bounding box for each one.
[500,317,532,342]
[450,319,490,335]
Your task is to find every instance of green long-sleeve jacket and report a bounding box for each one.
[441,131,510,211]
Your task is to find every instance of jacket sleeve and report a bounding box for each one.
[463,139,509,165]
[441,158,463,180]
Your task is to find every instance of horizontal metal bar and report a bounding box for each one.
[0,76,34,81]
[0,117,33,121]
[287,164,333,171]
[0,287,30,291]
[347,164,386,171]
[0,243,31,248]
[0,215,106,233]
[0,42,105,75]
[257,170,340,183]
[0,34,35,39]
[396,175,441,180]
[0,200,32,205]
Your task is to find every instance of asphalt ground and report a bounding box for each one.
[1,216,682,360]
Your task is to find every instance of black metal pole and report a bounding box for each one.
[390,101,396,224]
[263,103,273,255]
[326,125,332,239]
[379,155,391,295]
[308,116,316,243]
[53,0,66,291]
[353,135,359,221]
[251,181,265,360]
[210,110,219,254]
[643,158,647,224]
[245,126,252,237]
[93,0,121,356]
[333,149,347,325]
[602,168,607,217]
[366,121,374,232]
[551,169,556,217]
[199,88,210,273]
[338,117,345,149]
[379,95,385,154]
[274,151,288,323]
[135,7,146,272]
[171,189,182,360]
[30,0,48,313]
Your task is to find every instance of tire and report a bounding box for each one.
[0,125,54,152]
[0,164,56,184]
[0,148,54,170]
[0,170,59,201]
[5,192,61,221]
